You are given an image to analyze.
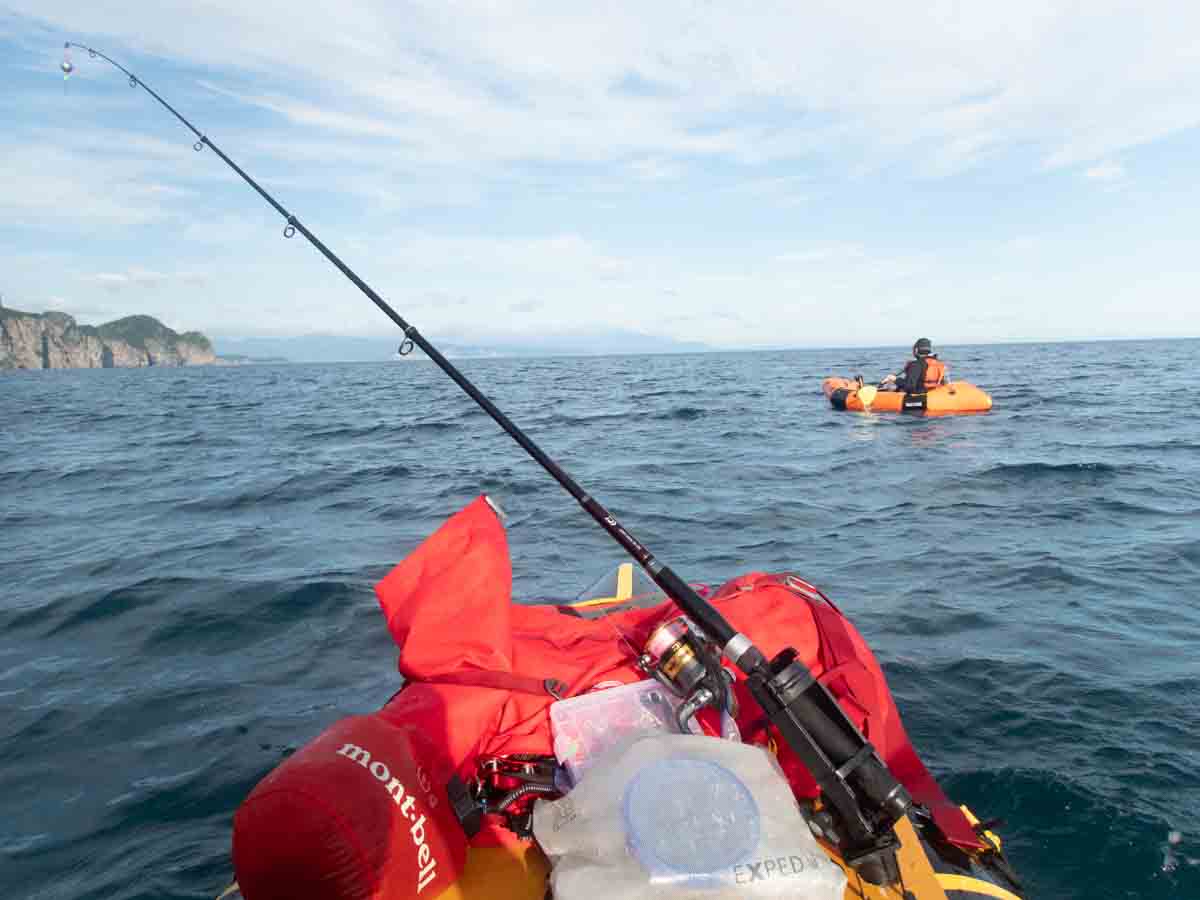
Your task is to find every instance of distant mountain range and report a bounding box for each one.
[212,330,713,362]
[0,298,713,368]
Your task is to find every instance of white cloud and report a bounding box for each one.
[9,1,1200,175]
[775,245,868,265]
[1084,161,1126,181]
[80,268,209,292]
[181,217,273,245]
[127,267,168,286]
[4,3,1200,346]
[733,175,809,208]
[0,121,223,229]
[628,158,684,182]
[87,273,132,292]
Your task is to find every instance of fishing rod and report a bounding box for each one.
[61,42,743,654]
[65,41,913,883]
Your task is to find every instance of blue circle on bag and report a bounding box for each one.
[622,757,760,886]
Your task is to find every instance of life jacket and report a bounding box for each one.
[232,497,982,900]
[920,356,946,390]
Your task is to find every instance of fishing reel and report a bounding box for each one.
[639,616,909,885]
[638,615,738,735]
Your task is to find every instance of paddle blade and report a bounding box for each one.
[857,385,878,408]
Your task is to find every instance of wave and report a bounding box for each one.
[629,388,703,401]
[665,406,707,421]
[937,768,1197,900]
[134,578,374,655]
[43,578,189,636]
[179,466,400,511]
[286,421,395,441]
[5,345,1200,900]
[977,461,1124,480]
[540,411,630,426]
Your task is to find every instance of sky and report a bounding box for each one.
[2,2,1199,350]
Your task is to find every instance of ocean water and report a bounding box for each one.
[2,339,1198,900]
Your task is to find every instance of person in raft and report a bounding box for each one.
[880,338,948,392]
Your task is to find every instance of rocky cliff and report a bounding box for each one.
[0,309,216,369]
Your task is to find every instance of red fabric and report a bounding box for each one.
[373,497,981,849]
[233,715,468,900]
[235,496,984,900]
[374,496,513,682]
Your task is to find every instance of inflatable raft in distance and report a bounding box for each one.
[823,377,993,415]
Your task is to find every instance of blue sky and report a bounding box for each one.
[2,2,1198,349]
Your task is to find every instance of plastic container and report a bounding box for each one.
[550,680,695,786]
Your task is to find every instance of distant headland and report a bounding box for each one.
[0,305,219,370]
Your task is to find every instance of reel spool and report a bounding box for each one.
[640,616,738,734]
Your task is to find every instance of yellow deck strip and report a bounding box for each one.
[569,564,638,608]
[615,563,634,602]
[837,816,949,900]
[934,873,1022,900]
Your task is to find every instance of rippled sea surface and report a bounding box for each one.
[2,339,1198,900]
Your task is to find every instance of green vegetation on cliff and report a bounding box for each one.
[178,330,213,351]
[84,315,212,351]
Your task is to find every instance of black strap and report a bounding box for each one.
[446,773,483,838]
